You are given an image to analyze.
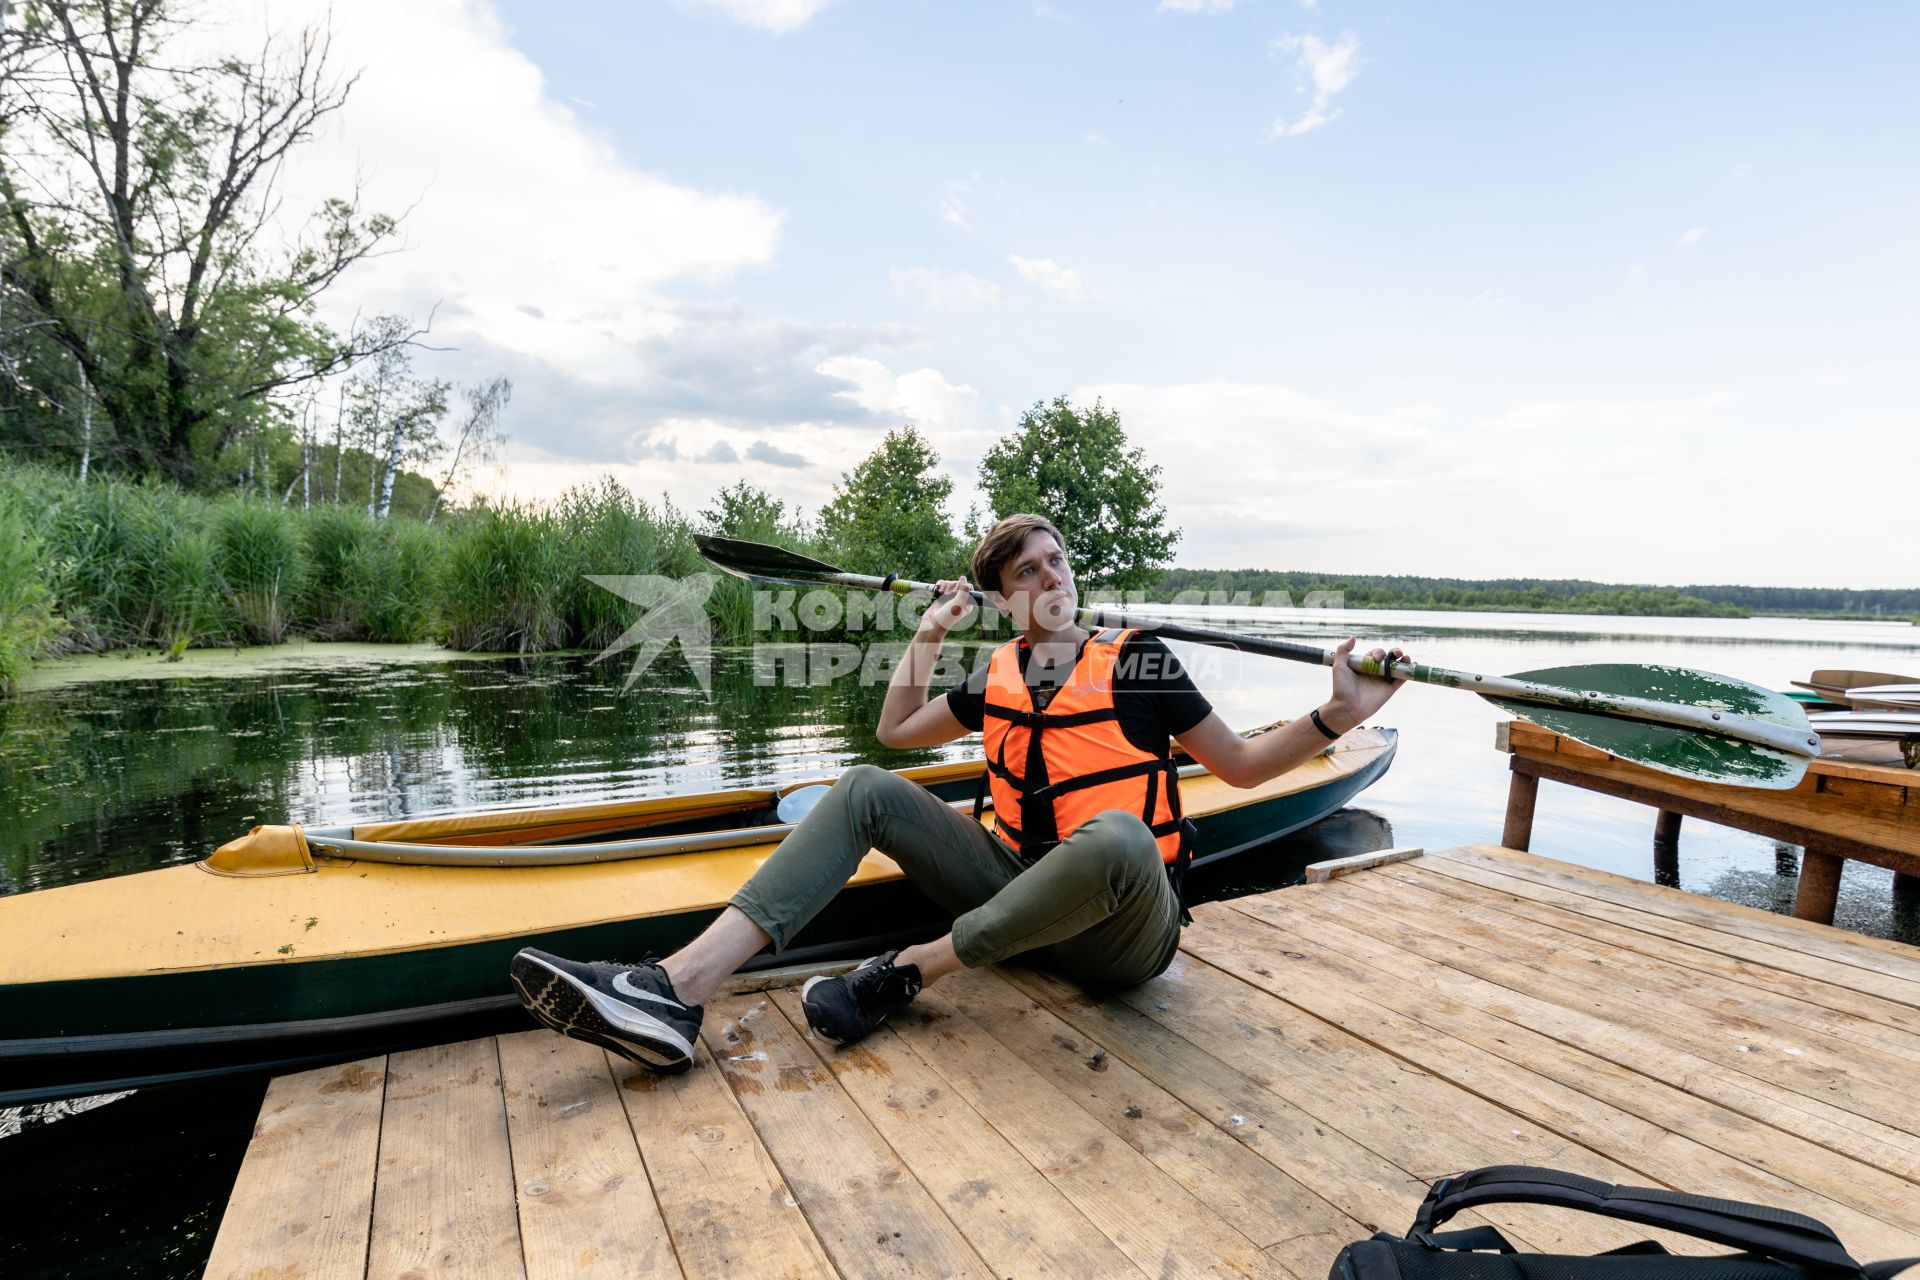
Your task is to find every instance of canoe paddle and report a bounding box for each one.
[693,535,1820,790]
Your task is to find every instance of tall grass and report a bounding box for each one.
[0,489,63,690]
[440,505,572,653]
[300,504,380,638]
[366,520,442,643]
[216,501,304,644]
[0,461,827,685]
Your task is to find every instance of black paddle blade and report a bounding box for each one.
[694,535,847,584]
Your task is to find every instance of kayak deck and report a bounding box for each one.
[205,843,1920,1279]
[1,730,1394,988]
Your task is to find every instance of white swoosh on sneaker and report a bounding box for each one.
[612,970,685,1008]
[581,987,696,1064]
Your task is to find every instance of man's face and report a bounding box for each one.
[997,531,1077,631]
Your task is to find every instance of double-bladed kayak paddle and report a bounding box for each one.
[693,535,1819,791]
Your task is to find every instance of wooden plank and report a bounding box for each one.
[701,993,993,1279]
[1018,939,1705,1257]
[1265,881,1920,1194]
[609,1032,834,1280]
[1418,852,1920,1024]
[1507,716,1916,788]
[1502,723,1920,864]
[1332,867,1920,1064]
[933,968,1366,1275]
[1437,844,1920,986]
[1303,846,1422,883]
[496,1031,681,1279]
[367,1038,525,1280]
[1373,861,1920,1052]
[1295,878,1920,1143]
[1213,894,1920,1253]
[993,964,1540,1252]
[1282,880,1920,1183]
[205,1056,386,1280]
[759,987,1142,1280]
[873,984,1291,1279]
[1510,755,1920,881]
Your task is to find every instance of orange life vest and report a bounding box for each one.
[975,628,1191,880]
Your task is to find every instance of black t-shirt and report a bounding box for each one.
[945,632,1213,756]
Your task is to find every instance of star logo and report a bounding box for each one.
[586,573,719,693]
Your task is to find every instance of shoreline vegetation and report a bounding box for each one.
[1136,570,1920,622]
[6,462,1917,698]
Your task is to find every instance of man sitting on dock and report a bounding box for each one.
[511,513,1409,1073]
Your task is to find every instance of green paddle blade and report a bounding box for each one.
[695,535,847,584]
[1486,663,1813,790]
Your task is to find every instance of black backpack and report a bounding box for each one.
[1331,1166,1919,1279]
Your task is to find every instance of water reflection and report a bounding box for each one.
[0,651,934,895]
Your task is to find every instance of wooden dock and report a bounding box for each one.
[1497,718,1920,926]
[206,844,1920,1279]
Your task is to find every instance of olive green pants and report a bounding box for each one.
[731,764,1183,987]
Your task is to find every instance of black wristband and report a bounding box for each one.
[1309,708,1343,740]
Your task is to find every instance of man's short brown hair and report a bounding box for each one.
[971,513,1067,594]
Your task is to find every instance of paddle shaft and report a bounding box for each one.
[836,569,1817,759]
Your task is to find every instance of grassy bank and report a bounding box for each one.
[0,466,808,693]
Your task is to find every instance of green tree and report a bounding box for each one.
[0,0,404,487]
[819,426,962,579]
[340,317,450,519]
[978,396,1180,591]
[699,480,806,544]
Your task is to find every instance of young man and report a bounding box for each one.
[511,513,1408,1073]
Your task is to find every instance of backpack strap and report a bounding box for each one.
[1865,1261,1920,1279]
[1412,1166,1862,1278]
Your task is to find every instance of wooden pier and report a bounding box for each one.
[206,844,1920,1279]
[1498,718,1920,926]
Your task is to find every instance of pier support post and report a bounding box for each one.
[1652,810,1683,885]
[1793,843,1845,925]
[1502,769,1538,852]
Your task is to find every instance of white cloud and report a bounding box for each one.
[1467,287,1504,310]
[890,267,1005,311]
[678,0,834,34]
[1158,0,1236,12]
[746,438,809,468]
[817,355,1008,510]
[939,187,973,231]
[817,356,996,438]
[1008,254,1086,302]
[1270,31,1362,136]
[205,0,783,386]
[1062,380,1813,582]
[1680,227,1707,249]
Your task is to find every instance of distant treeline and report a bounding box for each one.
[1146,570,1920,619]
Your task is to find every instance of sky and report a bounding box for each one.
[208,0,1918,587]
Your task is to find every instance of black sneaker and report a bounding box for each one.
[800,951,923,1045]
[510,947,703,1074]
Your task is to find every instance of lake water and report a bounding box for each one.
[4,607,1918,1276]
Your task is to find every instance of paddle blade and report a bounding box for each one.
[694,535,847,584]
[1486,663,1813,790]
